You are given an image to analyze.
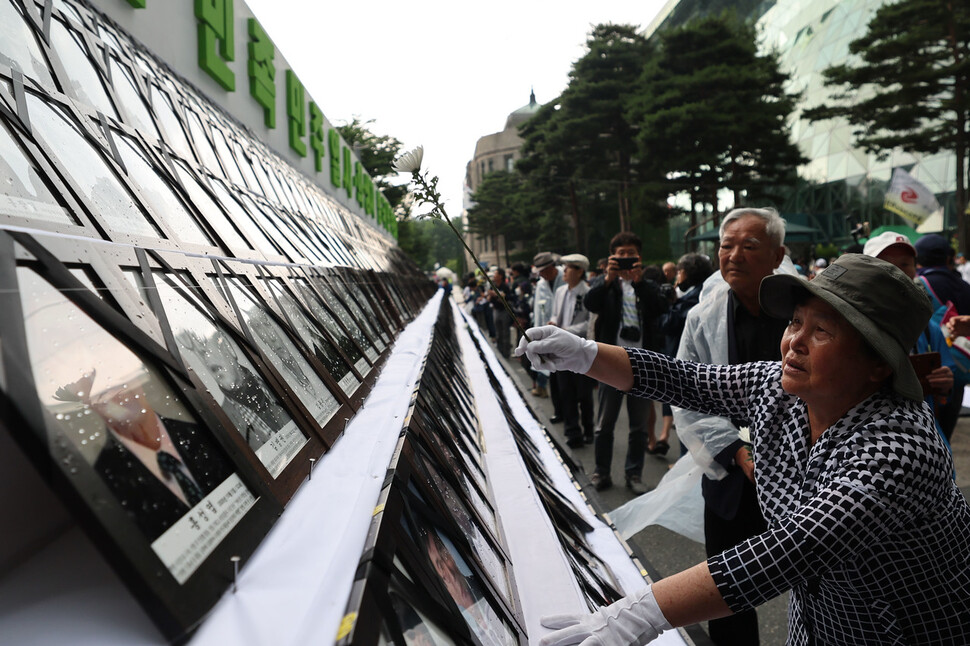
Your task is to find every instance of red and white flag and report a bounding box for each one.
[884,168,942,226]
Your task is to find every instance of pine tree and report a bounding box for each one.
[518,25,654,255]
[628,12,804,237]
[466,171,538,265]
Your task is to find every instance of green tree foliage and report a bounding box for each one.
[628,12,804,234]
[337,118,463,270]
[466,171,540,265]
[392,217,466,273]
[803,0,970,249]
[426,216,466,273]
[394,218,431,268]
[516,102,576,253]
[518,25,658,256]
[336,118,408,210]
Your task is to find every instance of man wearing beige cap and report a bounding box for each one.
[549,254,595,447]
[862,231,917,279]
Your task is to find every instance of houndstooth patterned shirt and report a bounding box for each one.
[627,349,970,645]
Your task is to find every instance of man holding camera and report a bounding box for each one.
[584,232,667,493]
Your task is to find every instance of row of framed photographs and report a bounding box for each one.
[1,0,395,274]
[336,294,649,645]
[459,310,627,611]
[337,296,638,643]
[338,299,524,645]
[0,229,434,642]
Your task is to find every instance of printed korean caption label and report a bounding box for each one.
[151,474,256,584]
[255,421,307,478]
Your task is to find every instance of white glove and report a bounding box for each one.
[539,586,671,646]
[513,325,598,373]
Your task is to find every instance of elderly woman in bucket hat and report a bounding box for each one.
[517,254,970,646]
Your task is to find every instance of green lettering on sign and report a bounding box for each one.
[126,0,146,7]
[355,163,375,215]
[342,146,352,198]
[309,103,325,173]
[195,0,235,91]
[247,18,275,128]
[377,194,389,228]
[378,193,389,226]
[362,174,374,216]
[353,162,364,207]
[328,129,340,187]
[286,70,306,157]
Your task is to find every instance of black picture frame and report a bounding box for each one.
[0,231,282,642]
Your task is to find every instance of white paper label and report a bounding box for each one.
[255,421,307,477]
[151,474,256,584]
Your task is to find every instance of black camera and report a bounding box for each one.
[615,256,636,270]
[659,283,676,302]
[619,326,641,342]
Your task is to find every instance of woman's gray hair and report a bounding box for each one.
[719,207,786,247]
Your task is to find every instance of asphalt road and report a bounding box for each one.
[492,344,970,646]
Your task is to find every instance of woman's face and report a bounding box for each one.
[780,296,890,418]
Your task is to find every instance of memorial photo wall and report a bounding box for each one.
[338,298,646,645]
[459,315,627,611]
[0,0,433,640]
[338,298,525,646]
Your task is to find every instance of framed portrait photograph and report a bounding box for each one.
[0,235,281,641]
[287,272,377,377]
[143,269,314,480]
[303,270,383,364]
[257,271,366,402]
[336,560,467,646]
[346,463,524,646]
[400,440,516,613]
[313,269,390,354]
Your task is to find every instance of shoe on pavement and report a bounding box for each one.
[531,386,548,398]
[591,473,613,491]
[626,475,648,495]
[549,415,564,424]
[566,437,584,449]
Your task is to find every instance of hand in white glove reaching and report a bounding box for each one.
[513,325,598,374]
[539,586,671,646]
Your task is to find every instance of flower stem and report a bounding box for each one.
[411,172,531,343]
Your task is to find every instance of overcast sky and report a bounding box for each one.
[244,0,669,219]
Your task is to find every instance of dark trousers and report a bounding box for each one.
[560,372,594,441]
[493,308,511,358]
[937,379,966,441]
[594,384,650,478]
[550,371,563,418]
[704,476,766,646]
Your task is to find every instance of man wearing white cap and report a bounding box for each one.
[863,231,953,445]
[549,254,595,448]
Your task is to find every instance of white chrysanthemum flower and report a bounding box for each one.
[392,145,424,173]
[738,427,751,444]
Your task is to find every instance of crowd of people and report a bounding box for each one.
[448,207,970,645]
[456,233,715,495]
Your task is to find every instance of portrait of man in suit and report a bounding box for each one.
[55,369,235,541]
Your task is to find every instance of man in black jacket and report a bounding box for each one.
[584,232,666,493]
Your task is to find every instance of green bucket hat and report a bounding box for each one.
[759,254,932,402]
